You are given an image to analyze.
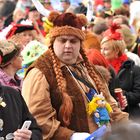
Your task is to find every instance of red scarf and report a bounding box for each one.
[108,54,128,74]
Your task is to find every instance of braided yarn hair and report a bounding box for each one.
[48,43,73,126]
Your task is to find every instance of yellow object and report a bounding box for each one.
[87,95,112,115]
[43,17,53,33]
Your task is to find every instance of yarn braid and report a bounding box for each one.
[49,46,73,126]
[80,47,107,97]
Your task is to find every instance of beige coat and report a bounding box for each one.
[22,53,128,140]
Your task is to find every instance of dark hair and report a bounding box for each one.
[114,6,130,18]
[93,22,108,35]
[113,15,129,26]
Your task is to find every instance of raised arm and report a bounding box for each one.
[31,0,50,17]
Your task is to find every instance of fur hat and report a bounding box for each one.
[48,12,87,41]
[0,40,20,67]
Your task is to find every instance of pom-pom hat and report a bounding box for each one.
[48,12,87,41]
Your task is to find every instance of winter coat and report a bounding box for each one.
[0,84,42,139]
[114,60,140,119]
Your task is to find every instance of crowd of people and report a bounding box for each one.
[0,0,140,140]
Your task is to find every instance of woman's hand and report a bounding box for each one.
[14,129,32,140]
[121,95,128,110]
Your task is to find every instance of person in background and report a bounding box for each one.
[0,83,42,139]
[118,24,140,66]
[101,23,140,119]
[27,6,45,36]
[6,23,44,48]
[22,11,128,140]
[113,15,129,26]
[113,5,130,18]
[93,21,109,42]
[60,0,71,13]
[0,40,22,91]
[102,121,140,140]
[129,0,140,33]
[103,0,111,11]
[12,8,26,24]
[83,31,101,52]
[43,0,54,11]
[0,0,16,27]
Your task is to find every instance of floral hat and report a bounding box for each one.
[21,40,48,66]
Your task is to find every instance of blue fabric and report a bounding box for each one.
[94,108,110,125]
[86,88,97,101]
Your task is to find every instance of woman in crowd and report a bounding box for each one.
[0,40,22,91]
[6,23,43,48]
[101,23,140,119]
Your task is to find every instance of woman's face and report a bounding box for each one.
[53,35,81,65]
[101,42,118,61]
[20,31,34,46]
[12,53,23,70]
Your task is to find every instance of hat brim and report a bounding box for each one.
[14,26,34,34]
[6,24,35,39]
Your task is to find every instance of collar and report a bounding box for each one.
[0,68,21,84]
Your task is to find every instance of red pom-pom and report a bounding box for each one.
[104,23,122,40]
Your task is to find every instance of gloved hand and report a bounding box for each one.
[70,132,90,140]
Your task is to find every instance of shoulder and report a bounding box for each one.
[0,85,22,103]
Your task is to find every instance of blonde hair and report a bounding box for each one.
[101,38,126,57]
[9,30,42,48]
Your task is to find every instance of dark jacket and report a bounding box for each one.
[0,84,42,139]
[113,60,140,119]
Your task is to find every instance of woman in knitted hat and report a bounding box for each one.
[101,23,140,119]
[22,12,128,140]
[0,40,22,91]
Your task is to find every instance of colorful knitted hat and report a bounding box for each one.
[48,12,87,41]
[0,40,20,67]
